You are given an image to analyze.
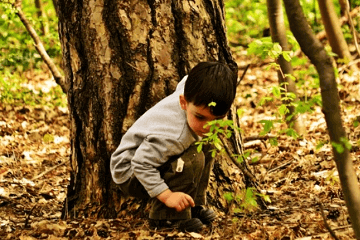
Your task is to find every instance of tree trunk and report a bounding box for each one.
[266,0,305,135]
[35,0,48,35]
[283,0,360,238]
[317,0,352,61]
[56,0,244,219]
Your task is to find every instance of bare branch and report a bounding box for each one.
[12,0,68,93]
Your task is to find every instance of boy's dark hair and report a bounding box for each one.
[184,61,237,116]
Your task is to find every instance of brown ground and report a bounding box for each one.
[0,56,359,239]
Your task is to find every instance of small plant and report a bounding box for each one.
[224,188,271,213]
[196,118,234,157]
[195,102,270,212]
[247,36,323,141]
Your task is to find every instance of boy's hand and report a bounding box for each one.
[157,189,195,212]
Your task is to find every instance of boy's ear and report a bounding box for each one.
[179,94,187,110]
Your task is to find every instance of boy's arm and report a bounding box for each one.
[131,135,196,211]
[131,135,186,196]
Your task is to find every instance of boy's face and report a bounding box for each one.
[179,95,226,137]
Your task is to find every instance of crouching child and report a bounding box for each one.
[110,61,237,232]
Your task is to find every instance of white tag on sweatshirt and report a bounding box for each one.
[176,158,184,172]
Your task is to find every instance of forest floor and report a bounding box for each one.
[0,53,360,239]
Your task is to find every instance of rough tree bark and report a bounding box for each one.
[56,0,247,219]
[283,0,360,238]
[266,0,305,135]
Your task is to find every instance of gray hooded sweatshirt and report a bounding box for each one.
[110,76,199,198]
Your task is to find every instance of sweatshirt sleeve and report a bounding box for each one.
[131,134,185,198]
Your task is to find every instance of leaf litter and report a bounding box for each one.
[0,59,360,239]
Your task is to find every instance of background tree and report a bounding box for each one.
[35,0,48,35]
[55,0,249,218]
[266,0,305,135]
[317,0,353,62]
[283,0,360,237]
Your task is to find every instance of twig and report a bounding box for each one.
[32,159,68,181]
[13,0,68,93]
[317,200,341,240]
[244,134,277,142]
[332,225,352,231]
[24,205,37,229]
[220,135,258,185]
[249,156,271,165]
[237,64,250,86]
[267,160,292,173]
[243,140,263,149]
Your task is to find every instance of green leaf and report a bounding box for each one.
[259,97,273,106]
[278,104,289,116]
[268,62,280,70]
[272,86,281,98]
[236,155,244,163]
[233,209,242,214]
[43,134,54,144]
[224,192,234,202]
[237,109,245,118]
[211,149,217,158]
[331,141,344,154]
[259,120,274,135]
[340,137,352,150]
[243,150,251,159]
[208,101,217,107]
[214,142,222,151]
[282,51,292,62]
[245,188,258,207]
[284,73,296,81]
[262,195,271,203]
[196,143,203,153]
[353,120,359,128]
[203,132,212,137]
[286,128,299,139]
[316,141,325,150]
[269,137,278,146]
[284,92,296,100]
[273,43,282,54]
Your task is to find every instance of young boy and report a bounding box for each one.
[110,62,237,232]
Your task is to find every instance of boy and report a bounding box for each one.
[110,62,237,232]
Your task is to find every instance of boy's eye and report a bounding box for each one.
[195,115,205,120]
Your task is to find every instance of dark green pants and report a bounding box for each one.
[118,144,214,220]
